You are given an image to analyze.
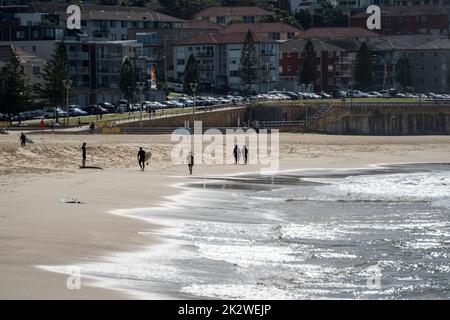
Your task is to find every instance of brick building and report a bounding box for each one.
[350,5,449,36]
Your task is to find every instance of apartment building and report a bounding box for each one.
[194,6,272,26]
[222,22,302,41]
[0,43,46,86]
[279,38,362,92]
[350,5,449,36]
[173,31,279,94]
[127,20,224,82]
[60,39,143,105]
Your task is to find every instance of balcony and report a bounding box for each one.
[196,51,214,58]
[261,49,276,56]
[68,52,89,60]
[198,64,214,71]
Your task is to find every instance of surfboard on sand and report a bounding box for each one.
[25,138,34,144]
[145,152,152,165]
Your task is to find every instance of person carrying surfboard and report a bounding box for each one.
[20,132,26,147]
[137,147,146,172]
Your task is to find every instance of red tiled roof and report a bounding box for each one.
[352,5,447,18]
[195,6,271,18]
[299,27,379,39]
[174,31,274,46]
[183,19,224,30]
[222,22,301,34]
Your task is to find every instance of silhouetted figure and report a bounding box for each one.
[77,118,82,128]
[233,145,239,164]
[20,132,26,146]
[39,119,45,132]
[187,152,194,175]
[244,145,249,165]
[81,143,87,168]
[138,147,146,172]
[90,122,95,134]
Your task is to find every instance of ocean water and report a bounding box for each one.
[39,164,450,299]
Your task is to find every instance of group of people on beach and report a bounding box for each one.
[78,144,247,175]
[234,145,249,165]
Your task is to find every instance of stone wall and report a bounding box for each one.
[118,107,248,128]
[313,104,450,135]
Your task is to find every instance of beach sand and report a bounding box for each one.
[1,132,450,299]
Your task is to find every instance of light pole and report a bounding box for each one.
[137,81,145,127]
[189,82,198,125]
[63,79,72,126]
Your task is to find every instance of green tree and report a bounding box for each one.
[295,10,312,30]
[183,54,199,95]
[276,0,291,12]
[119,57,136,108]
[396,58,412,92]
[35,44,69,122]
[238,30,258,96]
[299,39,316,87]
[0,52,32,124]
[353,42,373,91]
[159,0,216,19]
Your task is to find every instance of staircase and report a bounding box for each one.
[258,104,333,129]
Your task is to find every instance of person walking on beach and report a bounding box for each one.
[187,152,194,175]
[20,132,26,147]
[137,147,146,172]
[233,145,239,164]
[39,118,45,132]
[81,143,87,168]
[243,145,249,165]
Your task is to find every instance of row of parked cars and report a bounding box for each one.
[253,89,450,101]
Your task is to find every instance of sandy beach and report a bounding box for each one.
[1,132,450,299]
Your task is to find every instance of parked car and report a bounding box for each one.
[43,107,67,119]
[320,92,332,99]
[69,105,88,117]
[368,91,383,98]
[178,97,194,107]
[98,102,116,113]
[84,105,107,116]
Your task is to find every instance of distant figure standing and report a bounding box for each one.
[20,132,26,147]
[244,145,249,165]
[237,146,242,164]
[81,143,87,168]
[137,147,146,172]
[89,122,95,134]
[39,119,45,132]
[50,120,54,133]
[77,117,82,128]
[187,152,194,175]
[233,145,239,164]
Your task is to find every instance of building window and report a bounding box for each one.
[216,16,225,24]
[32,66,40,75]
[230,71,239,77]
[16,31,25,39]
[110,21,117,28]
[243,16,255,23]
[177,59,185,65]
[121,21,127,28]
[420,16,428,22]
